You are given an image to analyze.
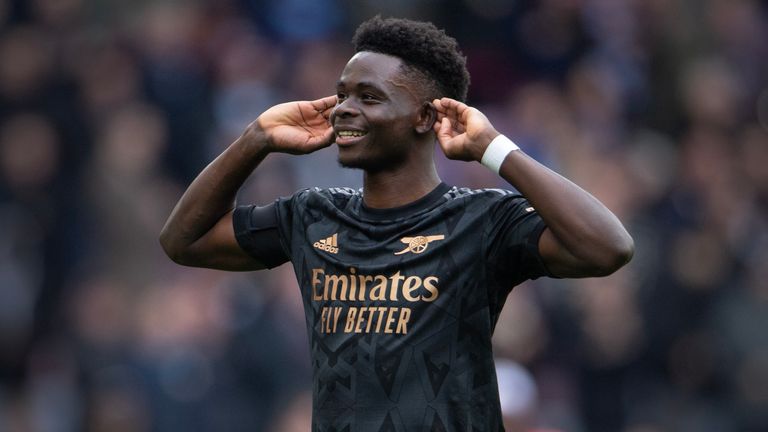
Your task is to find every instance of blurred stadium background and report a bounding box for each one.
[1,0,768,431]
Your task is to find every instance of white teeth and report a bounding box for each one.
[337,130,367,137]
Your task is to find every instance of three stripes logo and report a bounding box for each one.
[313,233,339,254]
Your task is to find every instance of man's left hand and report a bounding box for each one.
[433,97,499,162]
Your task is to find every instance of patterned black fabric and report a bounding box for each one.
[234,183,549,431]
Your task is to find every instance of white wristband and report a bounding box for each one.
[481,134,519,174]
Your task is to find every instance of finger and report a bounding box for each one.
[433,117,442,133]
[432,99,446,114]
[435,117,453,144]
[443,104,461,122]
[439,97,468,112]
[311,95,338,113]
[311,95,337,109]
[443,98,471,123]
[438,107,460,130]
[437,99,463,121]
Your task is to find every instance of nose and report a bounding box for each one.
[330,98,358,124]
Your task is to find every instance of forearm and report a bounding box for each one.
[159,128,269,260]
[432,97,633,276]
[498,149,634,276]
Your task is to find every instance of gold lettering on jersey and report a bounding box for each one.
[329,306,410,335]
[311,268,439,303]
[423,276,439,302]
[370,276,388,301]
[313,267,440,335]
[320,306,343,333]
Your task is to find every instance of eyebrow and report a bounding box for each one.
[335,80,385,92]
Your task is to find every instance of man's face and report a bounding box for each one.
[331,51,426,172]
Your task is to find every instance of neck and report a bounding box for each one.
[362,161,441,209]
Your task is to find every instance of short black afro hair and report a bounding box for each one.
[352,16,470,102]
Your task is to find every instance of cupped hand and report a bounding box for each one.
[433,97,499,162]
[251,95,337,154]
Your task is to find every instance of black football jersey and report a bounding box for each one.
[234,183,550,431]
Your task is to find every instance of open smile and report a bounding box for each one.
[335,129,369,146]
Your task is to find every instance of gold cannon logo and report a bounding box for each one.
[394,235,445,255]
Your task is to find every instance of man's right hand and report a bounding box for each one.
[248,95,337,154]
[160,95,338,271]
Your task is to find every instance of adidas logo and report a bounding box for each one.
[313,233,339,254]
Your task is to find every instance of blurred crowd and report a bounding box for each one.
[1,0,767,431]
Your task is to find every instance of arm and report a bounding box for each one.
[159,95,337,271]
[433,98,634,277]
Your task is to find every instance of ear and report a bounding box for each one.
[414,102,437,134]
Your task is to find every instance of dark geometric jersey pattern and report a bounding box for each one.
[236,183,549,431]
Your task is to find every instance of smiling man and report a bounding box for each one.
[160,17,634,431]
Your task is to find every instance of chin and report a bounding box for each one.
[336,147,367,169]
[336,148,408,173]
[337,156,369,170]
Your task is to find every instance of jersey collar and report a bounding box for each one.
[357,182,452,221]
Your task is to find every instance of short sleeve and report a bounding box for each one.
[232,203,290,269]
[485,194,551,287]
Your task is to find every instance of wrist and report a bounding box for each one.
[480,134,520,174]
[472,129,501,162]
[238,124,272,157]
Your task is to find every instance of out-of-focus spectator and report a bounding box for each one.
[496,358,538,432]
